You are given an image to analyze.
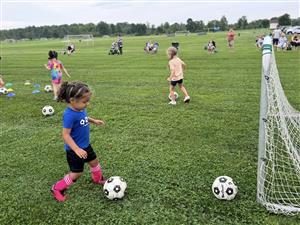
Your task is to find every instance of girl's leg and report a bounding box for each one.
[88,159,105,184]
[57,82,62,97]
[169,84,176,101]
[51,172,82,202]
[52,83,58,99]
[69,172,83,181]
[178,84,189,97]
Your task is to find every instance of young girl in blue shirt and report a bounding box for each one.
[51,81,106,202]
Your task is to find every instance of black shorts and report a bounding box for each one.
[273,38,279,45]
[66,145,97,173]
[170,79,183,86]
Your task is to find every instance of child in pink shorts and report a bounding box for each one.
[44,50,71,100]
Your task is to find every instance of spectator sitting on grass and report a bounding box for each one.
[277,33,288,51]
[207,40,217,53]
[290,32,300,50]
[256,35,264,48]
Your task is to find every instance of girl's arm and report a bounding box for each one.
[0,77,4,87]
[63,67,71,78]
[62,128,87,159]
[44,64,50,70]
[182,61,186,71]
[88,117,105,125]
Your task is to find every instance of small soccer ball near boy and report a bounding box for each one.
[212,176,238,200]
[103,176,127,200]
[44,85,53,92]
[168,91,179,101]
[42,105,55,116]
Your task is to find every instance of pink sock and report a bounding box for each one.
[54,175,74,191]
[90,164,103,183]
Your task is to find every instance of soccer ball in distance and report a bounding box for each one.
[168,91,179,101]
[212,176,238,200]
[0,87,8,95]
[24,80,31,85]
[103,176,127,200]
[42,105,54,116]
[44,85,53,92]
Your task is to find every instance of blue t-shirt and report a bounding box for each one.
[63,107,90,151]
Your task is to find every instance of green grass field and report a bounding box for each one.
[0,31,300,225]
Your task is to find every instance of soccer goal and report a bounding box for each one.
[63,34,94,46]
[257,36,300,215]
[175,31,190,36]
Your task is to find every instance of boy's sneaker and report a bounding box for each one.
[168,100,176,105]
[51,185,67,202]
[184,96,190,103]
[53,96,58,101]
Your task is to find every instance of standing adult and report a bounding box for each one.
[117,34,123,55]
[227,28,235,49]
[272,26,282,50]
[272,27,281,45]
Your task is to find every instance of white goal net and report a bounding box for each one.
[63,34,94,46]
[257,36,300,215]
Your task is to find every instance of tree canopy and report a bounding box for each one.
[0,14,299,40]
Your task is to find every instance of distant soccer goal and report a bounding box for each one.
[257,37,300,215]
[63,34,94,46]
[175,31,190,36]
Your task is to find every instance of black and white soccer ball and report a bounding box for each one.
[103,176,127,200]
[212,176,238,200]
[42,105,54,116]
[0,87,8,95]
[168,91,179,101]
[44,85,53,92]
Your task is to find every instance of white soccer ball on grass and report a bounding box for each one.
[168,91,179,101]
[103,176,127,200]
[0,87,8,95]
[212,176,238,200]
[44,85,53,93]
[42,105,55,116]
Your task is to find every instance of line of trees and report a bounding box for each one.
[1,14,299,40]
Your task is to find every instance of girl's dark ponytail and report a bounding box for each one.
[57,81,69,102]
[57,81,90,103]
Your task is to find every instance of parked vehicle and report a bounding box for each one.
[286,26,300,34]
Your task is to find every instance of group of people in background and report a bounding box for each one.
[109,34,123,55]
[144,41,159,54]
[204,28,235,54]
[256,26,299,51]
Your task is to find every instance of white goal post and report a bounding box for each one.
[63,34,94,46]
[257,36,300,215]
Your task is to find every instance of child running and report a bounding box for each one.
[51,81,106,202]
[44,50,71,100]
[167,47,190,105]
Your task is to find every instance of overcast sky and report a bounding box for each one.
[1,0,299,30]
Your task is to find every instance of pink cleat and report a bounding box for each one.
[51,185,67,202]
[93,176,107,185]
